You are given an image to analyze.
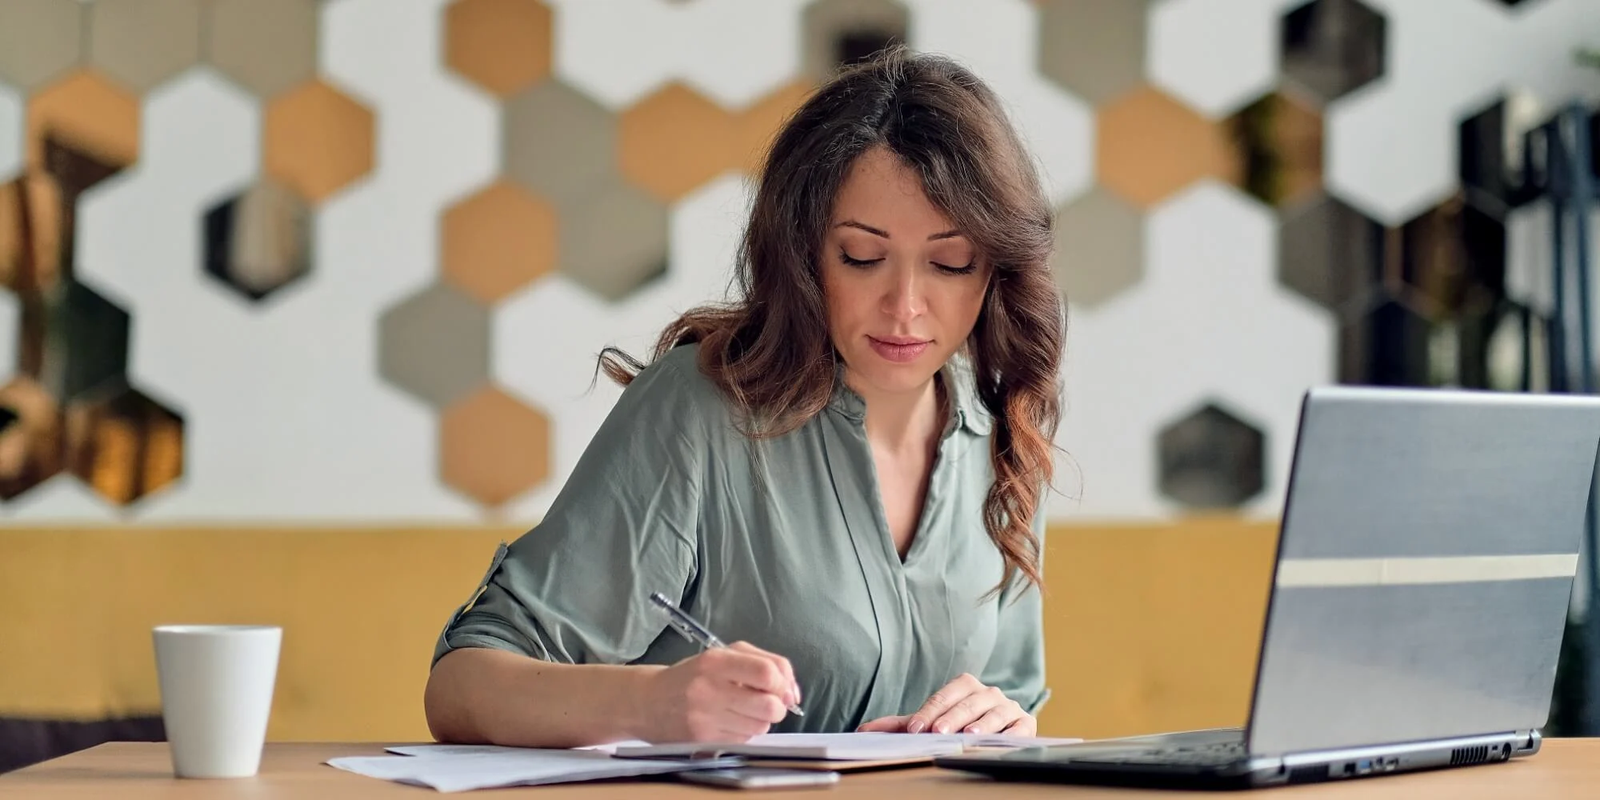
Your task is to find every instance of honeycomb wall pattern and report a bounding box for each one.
[0,0,1595,523]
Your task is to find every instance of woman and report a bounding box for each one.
[424,46,1065,748]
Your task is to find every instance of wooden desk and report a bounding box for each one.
[3,739,1597,798]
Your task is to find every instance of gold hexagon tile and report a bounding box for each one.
[442,180,558,304]
[87,0,205,94]
[0,0,84,91]
[440,385,551,507]
[445,0,553,98]
[618,82,737,204]
[25,70,142,173]
[206,0,320,99]
[264,79,376,205]
[1097,84,1233,209]
[1223,90,1325,209]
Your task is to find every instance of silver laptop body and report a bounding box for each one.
[936,385,1600,788]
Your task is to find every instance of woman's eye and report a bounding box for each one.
[839,250,881,268]
[934,262,977,275]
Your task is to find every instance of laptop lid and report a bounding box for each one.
[1245,386,1600,756]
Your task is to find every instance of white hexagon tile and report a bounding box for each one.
[0,80,19,181]
[494,173,753,519]
[1052,182,1336,521]
[904,0,1094,206]
[1147,0,1296,119]
[545,0,808,111]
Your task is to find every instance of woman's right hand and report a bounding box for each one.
[634,642,801,743]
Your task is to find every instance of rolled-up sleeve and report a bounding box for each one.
[979,503,1051,716]
[432,351,707,668]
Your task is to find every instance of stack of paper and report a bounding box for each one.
[326,747,738,793]
[608,732,1081,761]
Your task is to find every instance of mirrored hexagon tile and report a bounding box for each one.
[504,80,619,208]
[1277,192,1385,317]
[31,280,133,404]
[445,0,553,99]
[1050,186,1144,308]
[378,282,492,410]
[1398,192,1505,318]
[1339,290,1433,386]
[1156,400,1267,511]
[440,384,551,509]
[202,178,314,302]
[205,0,320,99]
[263,79,376,205]
[1280,0,1387,106]
[442,179,558,305]
[0,0,83,92]
[1096,84,1233,209]
[63,383,184,506]
[87,0,204,95]
[618,82,736,204]
[801,0,907,82]
[0,375,64,500]
[559,179,670,302]
[1223,90,1324,209]
[1036,0,1149,106]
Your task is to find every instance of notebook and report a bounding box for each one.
[608,732,1082,761]
[329,746,739,793]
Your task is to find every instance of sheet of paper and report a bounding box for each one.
[610,731,1082,761]
[327,748,735,793]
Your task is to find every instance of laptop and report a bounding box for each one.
[935,385,1600,789]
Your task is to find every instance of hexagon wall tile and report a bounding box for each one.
[263,79,376,204]
[377,282,493,410]
[77,64,481,520]
[0,0,83,91]
[618,82,737,203]
[1156,400,1267,510]
[440,384,552,507]
[496,173,751,517]
[65,384,185,507]
[1279,0,1387,106]
[1052,182,1334,520]
[441,179,558,304]
[1148,0,1284,118]
[206,0,321,99]
[1276,192,1384,316]
[1096,84,1232,209]
[25,71,142,172]
[1036,0,1149,106]
[445,0,553,98]
[801,0,908,82]
[202,178,315,303]
[87,0,205,94]
[0,83,20,182]
[906,0,1094,205]
[0,375,64,500]
[545,0,806,109]
[559,179,670,302]
[1050,187,1145,308]
[503,80,619,208]
[1223,90,1324,208]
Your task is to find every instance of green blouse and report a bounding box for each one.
[432,343,1050,733]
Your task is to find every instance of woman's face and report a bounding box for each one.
[821,146,991,399]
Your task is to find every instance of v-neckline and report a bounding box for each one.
[861,372,957,570]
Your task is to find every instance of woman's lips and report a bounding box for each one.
[868,336,930,363]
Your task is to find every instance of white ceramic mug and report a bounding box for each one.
[152,625,282,778]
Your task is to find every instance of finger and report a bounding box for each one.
[907,673,984,734]
[929,686,1007,735]
[1000,715,1038,737]
[708,648,791,697]
[960,704,1022,735]
[855,715,911,732]
[725,684,790,725]
[729,642,801,705]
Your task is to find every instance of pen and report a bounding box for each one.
[649,591,805,717]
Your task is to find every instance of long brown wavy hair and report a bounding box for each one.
[599,47,1065,596]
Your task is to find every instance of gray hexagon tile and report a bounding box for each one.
[0,82,20,182]
[88,0,204,94]
[1280,0,1387,106]
[378,282,492,409]
[206,0,320,98]
[0,0,83,91]
[1277,193,1385,317]
[1037,0,1149,106]
[560,178,669,301]
[801,0,907,82]
[1050,186,1144,308]
[504,80,619,208]
[1156,400,1266,510]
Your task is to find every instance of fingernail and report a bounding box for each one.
[907,719,924,734]
[935,722,950,734]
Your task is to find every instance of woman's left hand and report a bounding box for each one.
[856,673,1036,736]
